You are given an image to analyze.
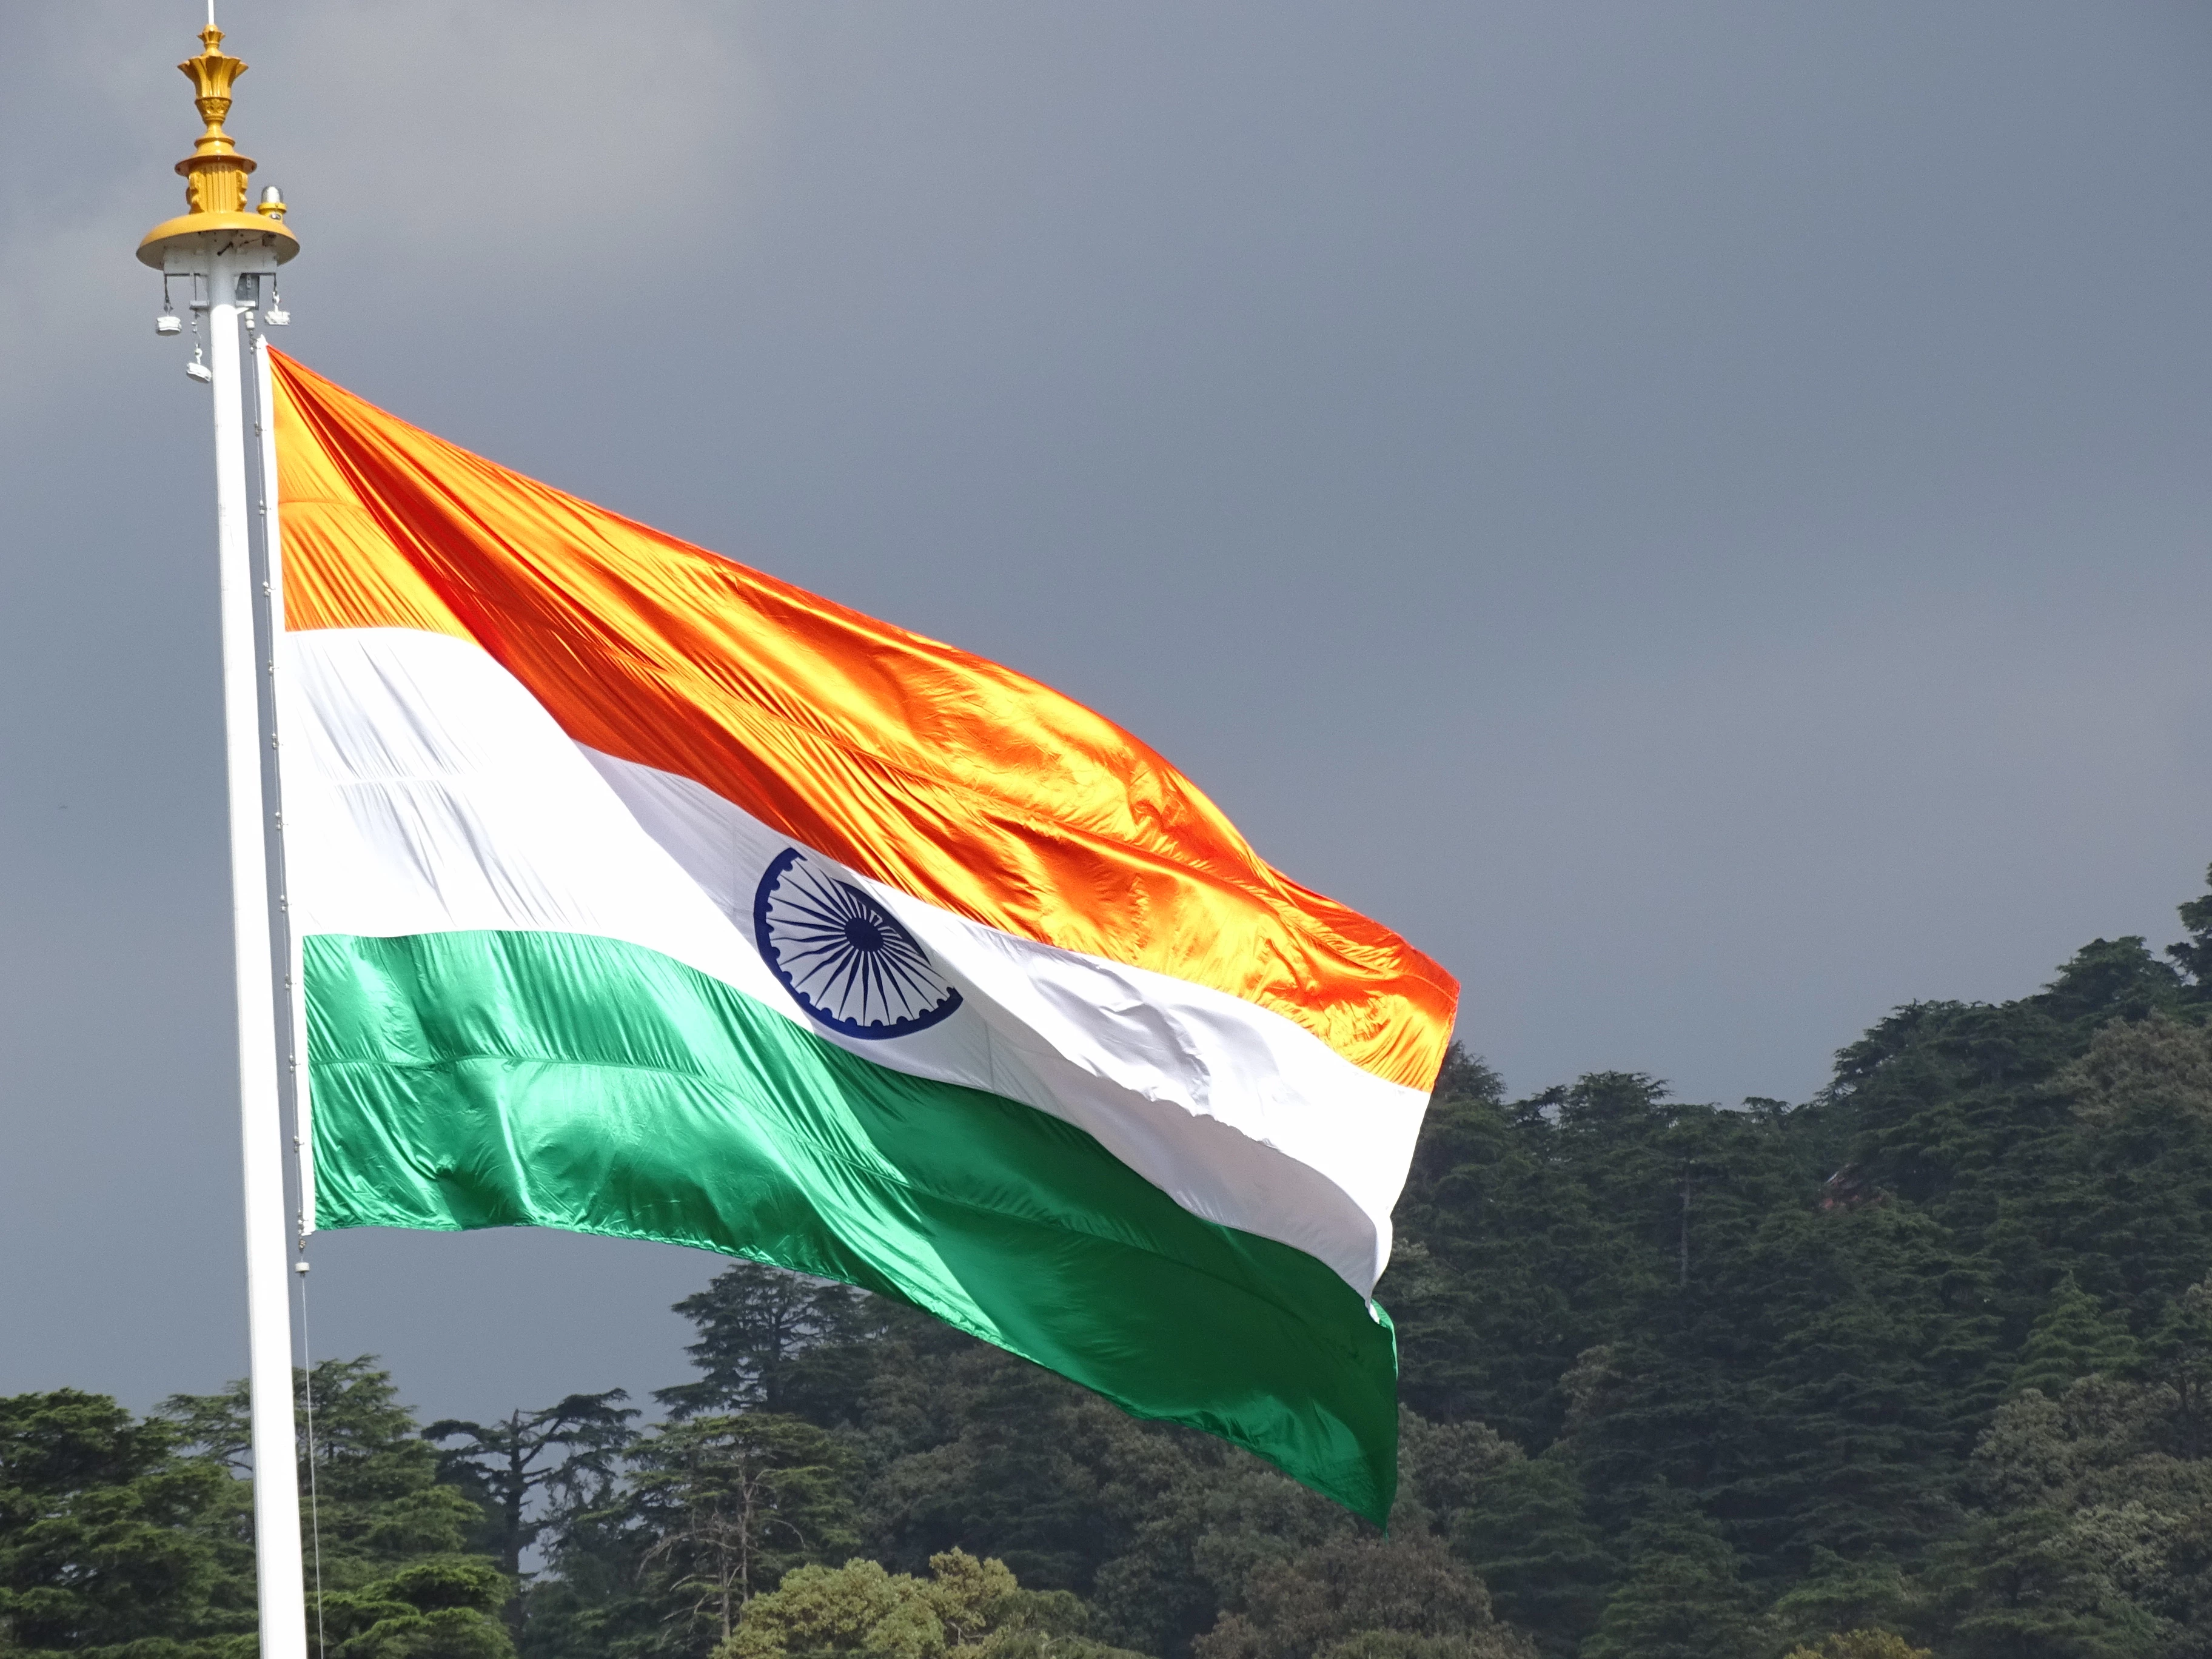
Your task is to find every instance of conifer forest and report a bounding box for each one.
[18,871,2212,1659]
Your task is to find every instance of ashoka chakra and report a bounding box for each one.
[752,848,963,1040]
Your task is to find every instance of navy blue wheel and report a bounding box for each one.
[752,847,963,1039]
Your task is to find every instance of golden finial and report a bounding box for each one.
[138,17,299,269]
[178,25,249,212]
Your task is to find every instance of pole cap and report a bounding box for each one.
[136,24,299,269]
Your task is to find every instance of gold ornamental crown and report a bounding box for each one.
[137,22,299,269]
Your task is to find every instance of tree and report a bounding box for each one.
[1580,1495,1757,1659]
[627,1415,858,1653]
[164,1358,514,1659]
[0,1389,250,1656]
[1780,1635,1932,1659]
[521,864,2212,1659]
[1375,1053,1555,1436]
[1079,1417,1344,1659]
[1951,1367,2212,1649]
[721,1555,997,1659]
[1763,1546,1925,1654]
[1717,1202,1994,1572]
[2143,1274,2212,1462]
[1446,1458,1611,1657]
[864,1352,1121,1595]
[2059,1012,2212,1130]
[2009,1277,2140,1401]
[2167,864,2212,987]
[1931,1508,2167,1658]
[1191,1530,1529,1659]
[1825,937,2211,1336]
[428,1394,637,1583]
[660,1265,879,1423]
[718,1549,1139,1659]
[308,1556,514,1659]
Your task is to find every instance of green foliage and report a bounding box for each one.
[535,1271,1543,1659]
[856,1328,1133,1594]
[1580,1493,1757,1659]
[311,1557,513,1659]
[1191,1532,1529,1659]
[1831,938,2212,1328]
[626,1414,859,1653]
[717,1548,1136,1659]
[2164,864,2212,986]
[163,1359,515,1659]
[1929,1507,2168,1658]
[165,1360,499,1596]
[659,1265,882,1426]
[0,1390,250,1658]
[2009,1277,2142,1400]
[2059,1011,2212,1130]
[720,1550,1010,1659]
[1363,871,2212,1657]
[0,1365,514,1659]
[1780,1634,1933,1659]
[1933,1356,2212,1652]
[1765,1550,1920,1652]
[2142,1275,2212,1464]
[1446,1456,1610,1655]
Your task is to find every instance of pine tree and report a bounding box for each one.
[866,1347,1118,1592]
[1581,1494,1757,1659]
[658,1262,879,1421]
[2056,1011,2212,1322]
[1447,1456,1612,1656]
[1378,1050,1580,1441]
[2166,863,2212,988]
[1715,1202,1997,1573]
[427,1392,637,1611]
[164,1358,518,1659]
[1193,1532,1526,1659]
[1780,1635,1931,1659]
[627,1415,858,1654]
[1932,1509,2167,1658]
[0,1390,250,1654]
[1765,1549,1920,1653]
[2144,1273,2212,1461]
[2009,1275,2141,1400]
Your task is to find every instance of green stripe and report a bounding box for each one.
[304,929,1398,1521]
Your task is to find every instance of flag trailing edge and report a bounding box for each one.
[267,350,1458,1522]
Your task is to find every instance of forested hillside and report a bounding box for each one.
[13,874,2212,1659]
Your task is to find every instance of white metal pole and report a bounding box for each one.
[209,256,311,1659]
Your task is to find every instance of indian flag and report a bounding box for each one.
[267,350,1457,1521]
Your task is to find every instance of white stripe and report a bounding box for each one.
[281,628,1421,1292]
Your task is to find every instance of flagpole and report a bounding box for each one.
[138,23,307,1659]
[253,327,315,1243]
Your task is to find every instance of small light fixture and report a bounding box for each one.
[155,312,183,336]
[186,348,213,384]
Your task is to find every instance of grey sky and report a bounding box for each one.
[6,1,2212,1426]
